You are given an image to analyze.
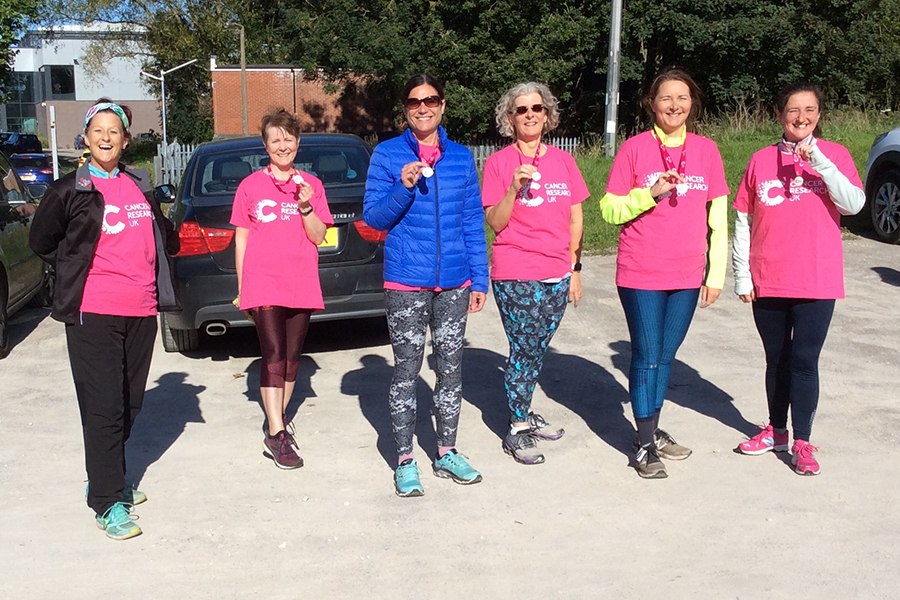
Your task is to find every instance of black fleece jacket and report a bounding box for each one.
[29,159,180,324]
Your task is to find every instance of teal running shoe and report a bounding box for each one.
[85,481,147,505]
[432,449,482,485]
[95,502,142,540]
[394,459,424,497]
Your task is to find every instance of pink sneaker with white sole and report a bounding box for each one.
[738,425,790,455]
[791,440,820,476]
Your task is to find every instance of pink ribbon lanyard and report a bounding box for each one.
[653,131,686,181]
[516,140,542,172]
[266,165,301,188]
[780,135,815,191]
[419,145,440,169]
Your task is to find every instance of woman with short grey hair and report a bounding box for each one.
[482,82,588,465]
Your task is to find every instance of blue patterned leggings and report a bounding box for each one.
[384,287,470,456]
[493,278,570,423]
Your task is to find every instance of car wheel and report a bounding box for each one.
[871,169,900,244]
[31,266,55,308]
[159,312,200,353]
[0,290,9,359]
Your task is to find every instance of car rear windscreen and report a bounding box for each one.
[191,143,370,203]
[10,156,48,168]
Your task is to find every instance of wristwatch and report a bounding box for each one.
[572,262,582,272]
[299,205,314,216]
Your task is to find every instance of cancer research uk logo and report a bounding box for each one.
[643,172,708,199]
[102,202,152,235]
[757,178,827,207]
[255,198,299,223]
[516,182,573,208]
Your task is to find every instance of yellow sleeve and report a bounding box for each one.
[704,195,728,289]
[598,187,657,225]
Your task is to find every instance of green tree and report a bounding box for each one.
[1,0,42,100]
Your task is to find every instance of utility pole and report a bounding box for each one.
[604,0,623,157]
[141,58,198,183]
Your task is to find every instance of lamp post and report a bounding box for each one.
[225,22,248,135]
[141,58,198,182]
[604,0,623,157]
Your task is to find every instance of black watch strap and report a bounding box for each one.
[572,262,582,272]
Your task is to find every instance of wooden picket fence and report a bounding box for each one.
[467,137,580,170]
[154,142,198,186]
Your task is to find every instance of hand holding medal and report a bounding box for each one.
[401,161,430,189]
[649,168,685,199]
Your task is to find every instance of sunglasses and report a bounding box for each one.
[513,104,545,115]
[404,95,442,109]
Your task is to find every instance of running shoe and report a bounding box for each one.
[738,425,790,456]
[394,459,424,497]
[791,440,820,476]
[263,430,303,469]
[631,429,691,460]
[432,449,483,484]
[502,430,545,465]
[527,412,565,441]
[634,445,667,479]
[95,502,141,540]
[86,481,147,506]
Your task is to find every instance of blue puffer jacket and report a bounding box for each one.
[363,127,489,292]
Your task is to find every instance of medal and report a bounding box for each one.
[531,171,542,182]
[792,175,804,187]
[292,173,304,185]
[268,165,301,188]
[419,143,440,180]
[422,166,434,178]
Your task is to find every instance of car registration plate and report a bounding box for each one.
[318,227,338,248]
[20,174,35,181]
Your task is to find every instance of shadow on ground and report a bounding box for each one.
[6,306,51,357]
[342,353,440,469]
[126,372,206,485]
[872,266,900,287]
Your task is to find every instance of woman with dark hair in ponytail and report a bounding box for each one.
[733,82,864,476]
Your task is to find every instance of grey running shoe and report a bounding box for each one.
[655,429,691,460]
[527,412,565,441]
[503,430,545,465]
[634,445,667,479]
[632,429,692,461]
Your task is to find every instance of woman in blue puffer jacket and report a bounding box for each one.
[364,73,489,498]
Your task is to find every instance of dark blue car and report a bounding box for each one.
[160,134,386,352]
[9,153,53,186]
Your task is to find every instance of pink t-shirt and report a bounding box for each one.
[482,144,589,280]
[80,175,157,316]
[230,169,334,310]
[606,131,729,290]
[733,140,860,299]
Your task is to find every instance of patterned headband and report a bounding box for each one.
[84,102,130,131]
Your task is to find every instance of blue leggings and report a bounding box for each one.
[618,287,700,420]
[493,279,570,423]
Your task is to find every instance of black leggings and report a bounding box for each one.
[253,306,312,388]
[752,297,835,442]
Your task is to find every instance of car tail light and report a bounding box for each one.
[353,221,387,242]
[40,168,53,174]
[177,221,235,256]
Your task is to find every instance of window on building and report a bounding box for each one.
[45,65,75,100]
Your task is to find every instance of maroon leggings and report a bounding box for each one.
[252,306,312,388]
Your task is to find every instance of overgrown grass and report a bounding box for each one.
[573,110,900,254]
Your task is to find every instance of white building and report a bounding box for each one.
[1,25,160,148]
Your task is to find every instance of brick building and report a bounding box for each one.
[210,58,393,138]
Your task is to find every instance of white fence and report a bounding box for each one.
[467,137,580,170]
[154,142,197,186]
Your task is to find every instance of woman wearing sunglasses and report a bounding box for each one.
[732,82,864,475]
[481,82,588,465]
[364,73,489,497]
[599,68,729,479]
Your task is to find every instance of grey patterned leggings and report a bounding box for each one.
[384,287,470,456]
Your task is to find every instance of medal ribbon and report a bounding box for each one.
[266,165,300,188]
[653,130,686,181]
[779,133,816,188]
[515,140,543,199]
[419,144,440,170]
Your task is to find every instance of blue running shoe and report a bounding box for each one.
[432,449,482,485]
[395,459,424,497]
[86,481,147,505]
[95,502,142,540]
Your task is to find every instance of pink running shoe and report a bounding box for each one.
[738,425,790,455]
[791,440,820,476]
